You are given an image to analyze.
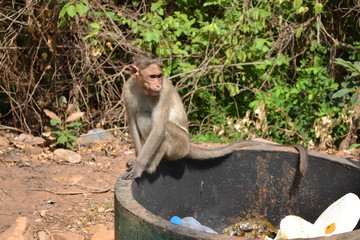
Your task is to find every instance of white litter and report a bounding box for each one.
[276,193,360,239]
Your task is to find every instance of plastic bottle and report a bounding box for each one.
[170,216,218,234]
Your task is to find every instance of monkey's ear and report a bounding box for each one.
[129,65,140,78]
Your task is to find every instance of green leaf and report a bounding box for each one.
[66,142,75,150]
[293,0,303,9]
[57,135,68,144]
[90,22,101,29]
[67,5,77,18]
[143,30,161,43]
[349,143,360,149]
[150,1,163,11]
[83,29,99,41]
[67,121,82,129]
[297,6,309,14]
[295,25,303,39]
[226,85,240,97]
[68,134,79,142]
[354,62,360,72]
[335,58,357,73]
[51,130,63,136]
[350,92,359,105]
[314,3,323,15]
[331,88,353,98]
[76,3,89,16]
[58,20,68,28]
[203,2,218,7]
[59,7,67,18]
[50,118,62,126]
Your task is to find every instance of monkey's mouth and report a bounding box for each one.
[148,90,161,96]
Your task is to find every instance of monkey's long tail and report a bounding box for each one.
[187,141,255,160]
[187,141,308,175]
[290,144,308,175]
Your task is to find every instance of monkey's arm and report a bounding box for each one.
[129,118,142,156]
[123,78,143,156]
[122,99,170,180]
[136,114,166,161]
[122,120,167,180]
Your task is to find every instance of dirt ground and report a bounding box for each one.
[0,132,132,239]
[1,130,360,239]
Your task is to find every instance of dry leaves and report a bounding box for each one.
[44,109,61,121]
[66,112,85,122]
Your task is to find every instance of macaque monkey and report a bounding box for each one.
[121,56,308,180]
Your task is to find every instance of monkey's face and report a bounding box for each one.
[138,64,163,96]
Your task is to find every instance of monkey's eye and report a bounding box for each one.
[149,74,163,79]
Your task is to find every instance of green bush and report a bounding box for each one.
[1,0,358,149]
[115,0,359,147]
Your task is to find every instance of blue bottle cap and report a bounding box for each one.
[170,216,182,225]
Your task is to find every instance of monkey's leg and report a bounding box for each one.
[122,138,167,180]
[146,123,189,174]
[144,142,168,174]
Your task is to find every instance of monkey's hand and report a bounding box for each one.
[126,158,136,171]
[121,166,143,180]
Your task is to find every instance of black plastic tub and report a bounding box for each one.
[115,145,360,240]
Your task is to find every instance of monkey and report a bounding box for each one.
[121,56,308,180]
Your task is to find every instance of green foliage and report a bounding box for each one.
[58,0,89,28]
[251,57,340,144]
[44,110,84,150]
[332,58,360,106]
[113,0,359,146]
[58,0,121,43]
[50,0,360,147]
[59,1,89,18]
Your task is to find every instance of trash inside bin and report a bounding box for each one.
[115,145,360,240]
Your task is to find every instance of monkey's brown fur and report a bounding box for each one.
[122,57,308,180]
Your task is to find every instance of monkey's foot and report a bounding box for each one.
[125,158,136,171]
[121,168,143,180]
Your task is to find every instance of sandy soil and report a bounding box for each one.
[0,136,132,239]
[1,132,359,239]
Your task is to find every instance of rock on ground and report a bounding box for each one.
[53,149,81,164]
[0,136,9,148]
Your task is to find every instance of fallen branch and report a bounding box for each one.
[0,125,27,133]
[52,178,111,191]
[31,187,113,195]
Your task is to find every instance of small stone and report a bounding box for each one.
[13,134,45,149]
[0,217,34,240]
[53,232,85,240]
[53,149,81,164]
[0,136,9,148]
[25,146,44,155]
